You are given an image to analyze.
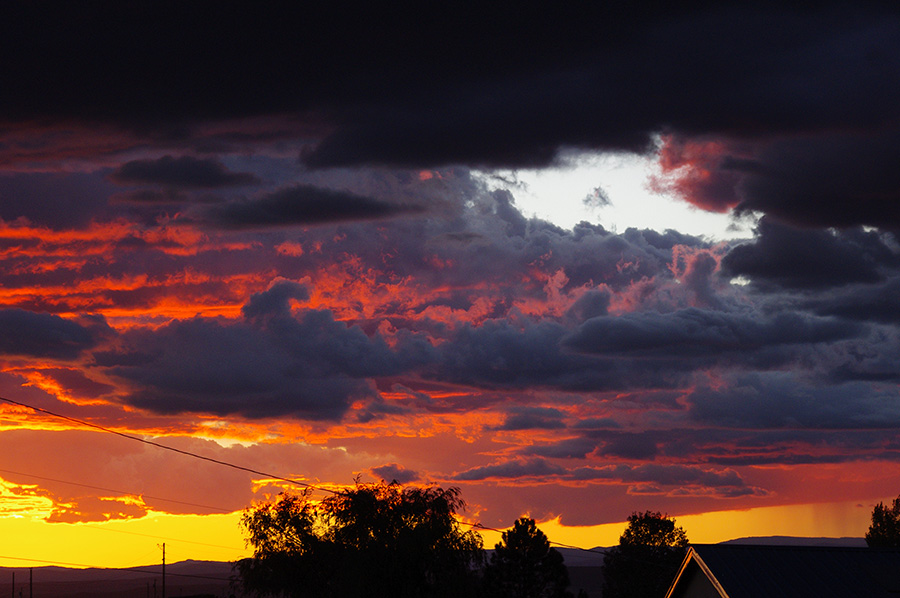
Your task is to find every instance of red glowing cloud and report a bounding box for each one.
[649,135,744,213]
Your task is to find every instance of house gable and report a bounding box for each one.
[665,544,900,598]
[666,548,726,598]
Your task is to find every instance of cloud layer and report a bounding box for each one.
[0,2,898,533]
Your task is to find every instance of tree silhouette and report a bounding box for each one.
[236,481,484,598]
[482,517,573,598]
[601,511,689,598]
[866,495,900,547]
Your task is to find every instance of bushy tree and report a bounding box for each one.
[866,495,900,547]
[236,481,484,598]
[482,517,572,598]
[601,511,689,598]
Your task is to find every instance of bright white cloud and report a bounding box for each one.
[474,150,754,241]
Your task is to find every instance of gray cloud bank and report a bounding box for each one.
[0,2,899,505]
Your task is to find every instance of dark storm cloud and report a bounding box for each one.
[201,184,423,228]
[525,431,666,461]
[241,279,311,320]
[565,308,862,357]
[303,5,900,169]
[238,185,876,397]
[100,317,367,419]
[0,172,117,228]
[687,373,900,429]
[454,458,756,496]
[110,155,259,188]
[0,3,657,130]
[523,431,658,461]
[564,290,611,323]
[371,463,420,484]
[674,426,900,466]
[597,432,662,460]
[0,309,105,359]
[493,406,567,431]
[721,218,893,289]
[354,396,410,423]
[524,423,900,470]
[805,326,900,384]
[656,129,900,230]
[572,417,621,430]
[109,188,187,204]
[524,437,601,460]
[807,277,900,324]
[569,463,747,489]
[702,432,900,466]
[99,280,434,419]
[3,4,893,231]
[453,458,567,481]
[1,3,895,168]
[729,131,900,229]
[433,319,678,392]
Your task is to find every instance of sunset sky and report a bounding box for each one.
[1,2,900,568]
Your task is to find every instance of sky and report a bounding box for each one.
[1,1,899,568]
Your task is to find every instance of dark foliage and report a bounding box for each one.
[866,495,900,547]
[601,511,689,598]
[236,481,484,598]
[482,517,573,598]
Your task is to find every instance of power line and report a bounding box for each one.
[122,546,167,570]
[0,395,336,495]
[0,467,232,513]
[0,469,246,553]
[80,523,246,553]
[1,395,618,555]
[470,522,610,555]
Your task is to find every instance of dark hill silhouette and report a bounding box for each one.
[722,536,867,547]
[0,560,234,597]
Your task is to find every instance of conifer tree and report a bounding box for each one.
[482,517,573,598]
[601,511,689,598]
[866,495,900,547]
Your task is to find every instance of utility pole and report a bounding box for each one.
[160,543,166,598]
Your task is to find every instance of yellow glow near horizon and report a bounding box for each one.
[0,511,250,569]
[678,500,872,544]
[0,500,874,570]
[535,501,872,550]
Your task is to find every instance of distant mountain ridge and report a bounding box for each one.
[0,560,234,598]
[553,536,866,567]
[721,536,867,547]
